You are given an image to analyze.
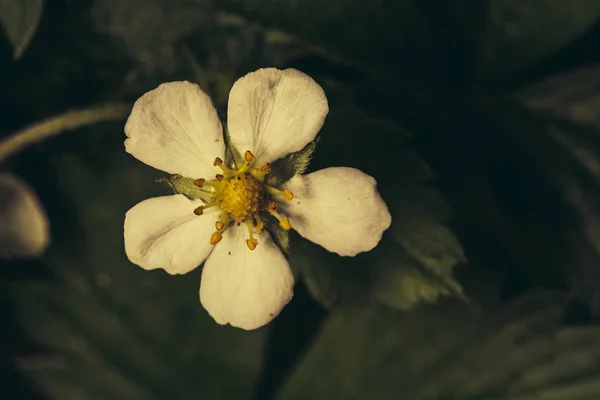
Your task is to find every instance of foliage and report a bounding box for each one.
[2,0,600,399]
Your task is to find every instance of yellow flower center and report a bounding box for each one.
[221,173,263,223]
[192,150,295,250]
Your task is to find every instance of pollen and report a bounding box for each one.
[192,150,296,250]
[283,190,294,201]
[210,231,223,245]
[280,218,292,231]
[193,178,205,188]
[221,173,263,223]
[246,238,258,250]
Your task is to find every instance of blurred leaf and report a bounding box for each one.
[291,99,464,311]
[518,64,600,130]
[0,0,44,59]
[477,0,600,80]
[216,0,444,87]
[91,0,210,71]
[9,126,268,400]
[491,63,600,313]
[277,291,600,399]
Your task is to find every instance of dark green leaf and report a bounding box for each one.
[477,0,600,80]
[0,0,44,59]
[492,64,600,313]
[91,0,210,70]
[277,292,600,399]
[216,0,443,85]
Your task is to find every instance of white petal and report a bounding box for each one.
[227,68,328,166]
[282,167,391,257]
[200,225,294,330]
[125,81,225,178]
[0,174,49,259]
[124,195,218,274]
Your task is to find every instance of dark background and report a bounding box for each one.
[4,0,600,399]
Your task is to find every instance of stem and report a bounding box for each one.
[0,103,130,162]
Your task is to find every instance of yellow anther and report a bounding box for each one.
[210,231,222,245]
[279,217,292,231]
[213,157,223,166]
[267,207,292,231]
[215,174,224,182]
[194,178,205,188]
[255,217,264,232]
[193,206,204,215]
[283,189,294,201]
[221,173,263,223]
[244,150,255,163]
[246,238,258,250]
[266,185,294,200]
[250,163,271,182]
[215,221,225,231]
[268,201,278,211]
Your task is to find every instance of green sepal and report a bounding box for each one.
[266,140,318,187]
[165,175,214,203]
[264,215,290,254]
[223,123,245,169]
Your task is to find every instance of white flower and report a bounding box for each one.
[123,68,391,330]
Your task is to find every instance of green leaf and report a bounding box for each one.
[491,64,600,313]
[371,239,464,310]
[9,126,268,400]
[477,0,600,80]
[91,0,209,70]
[277,292,600,399]
[0,0,44,59]
[216,0,443,85]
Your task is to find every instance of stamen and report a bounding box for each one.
[283,189,294,201]
[244,150,255,163]
[245,219,258,250]
[193,201,218,216]
[255,216,264,232]
[268,201,278,211]
[215,174,224,182]
[250,163,271,182]
[213,157,223,166]
[280,217,292,231]
[193,178,205,188]
[210,231,222,245]
[266,185,295,201]
[246,238,258,250]
[267,208,292,231]
[215,220,225,231]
